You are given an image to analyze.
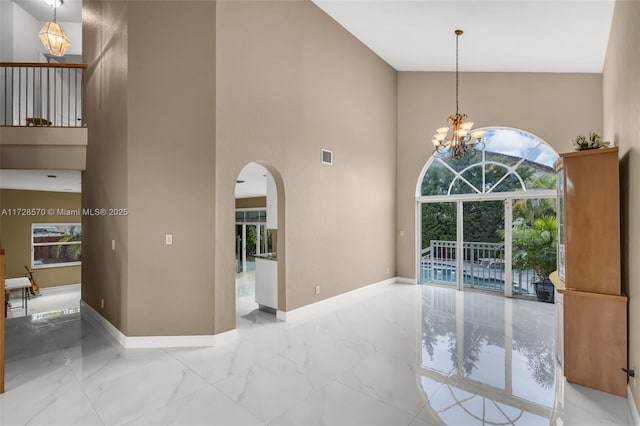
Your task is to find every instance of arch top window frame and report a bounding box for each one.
[416,127,559,201]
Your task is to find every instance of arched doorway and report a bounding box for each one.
[415,127,559,298]
[234,162,285,329]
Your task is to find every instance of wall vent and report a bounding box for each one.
[321,149,333,165]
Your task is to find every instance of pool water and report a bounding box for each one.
[421,268,504,290]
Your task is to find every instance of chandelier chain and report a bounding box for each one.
[431,29,485,159]
[456,31,459,116]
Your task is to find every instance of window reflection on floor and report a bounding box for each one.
[418,285,554,425]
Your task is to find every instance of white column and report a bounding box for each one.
[456,200,464,291]
[456,290,465,376]
[504,297,513,394]
[256,224,261,256]
[504,198,513,298]
[416,202,421,284]
[266,175,278,229]
[242,224,247,272]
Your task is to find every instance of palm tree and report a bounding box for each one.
[512,198,556,227]
[52,231,82,261]
[512,216,558,282]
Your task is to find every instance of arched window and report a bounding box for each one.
[417,128,559,198]
[415,127,560,296]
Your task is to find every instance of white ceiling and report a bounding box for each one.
[14,0,82,22]
[0,169,81,193]
[311,0,615,72]
[12,0,615,72]
[236,163,268,199]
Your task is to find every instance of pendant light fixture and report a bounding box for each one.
[39,0,71,57]
[432,30,484,159]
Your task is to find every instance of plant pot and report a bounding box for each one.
[534,279,555,303]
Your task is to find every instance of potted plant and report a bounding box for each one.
[512,216,558,303]
[572,132,610,151]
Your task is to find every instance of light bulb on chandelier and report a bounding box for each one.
[432,30,485,159]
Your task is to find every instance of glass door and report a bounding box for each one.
[420,202,457,285]
[462,200,505,292]
[420,195,556,300]
[245,224,257,272]
[235,223,262,273]
[235,224,243,273]
[511,197,557,297]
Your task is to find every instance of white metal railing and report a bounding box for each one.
[421,240,537,296]
[1,62,86,127]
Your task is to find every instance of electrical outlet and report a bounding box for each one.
[386,267,390,274]
[166,234,173,245]
[399,230,405,237]
[315,285,320,295]
[101,298,104,309]
[112,240,115,250]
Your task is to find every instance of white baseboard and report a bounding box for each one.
[80,301,127,347]
[395,277,417,285]
[80,301,236,348]
[276,277,402,323]
[211,329,239,346]
[80,276,413,346]
[629,386,640,426]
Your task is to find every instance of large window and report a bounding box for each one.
[418,128,558,197]
[416,128,559,298]
[32,223,82,268]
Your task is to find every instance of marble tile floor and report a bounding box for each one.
[235,270,278,333]
[6,283,81,319]
[0,284,634,426]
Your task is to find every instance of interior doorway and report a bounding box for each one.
[234,162,280,330]
[0,169,83,318]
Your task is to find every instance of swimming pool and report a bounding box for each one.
[421,265,534,295]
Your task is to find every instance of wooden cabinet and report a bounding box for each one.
[563,290,627,396]
[556,147,621,295]
[554,287,564,369]
[554,147,628,397]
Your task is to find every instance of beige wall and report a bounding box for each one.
[126,1,216,336]
[0,127,87,170]
[82,0,129,331]
[84,0,396,336]
[397,72,603,278]
[0,189,81,287]
[84,1,216,336]
[603,0,640,406]
[215,0,397,329]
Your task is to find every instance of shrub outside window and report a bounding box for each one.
[32,223,82,268]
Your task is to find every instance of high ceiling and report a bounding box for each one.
[236,163,268,199]
[13,0,615,72]
[5,2,614,194]
[311,0,615,73]
[14,0,82,22]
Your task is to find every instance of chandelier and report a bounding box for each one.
[39,0,71,57]
[432,30,484,159]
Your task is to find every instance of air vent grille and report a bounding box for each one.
[321,149,333,165]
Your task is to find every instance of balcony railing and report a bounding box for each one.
[0,62,87,127]
[421,240,537,296]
